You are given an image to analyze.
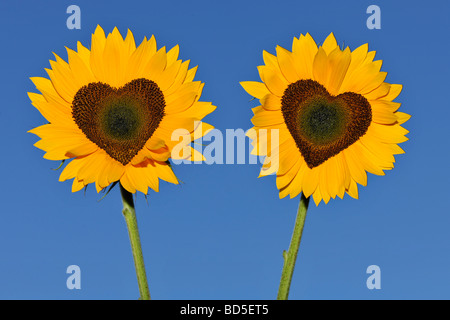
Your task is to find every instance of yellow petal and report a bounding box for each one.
[275,139,300,176]
[102,27,127,86]
[28,92,73,125]
[141,47,167,83]
[30,77,71,111]
[176,101,216,120]
[326,47,351,95]
[157,59,182,91]
[261,93,282,111]
[341,60,385,93]
[395,112,411,125]
[166,45,180,66]
[146,136,167,150]
[185,66,198,83]
[125,165,152,194]
[276,46,298,83]
[351,142,387,175]
[66,47,96,86]
[120,170,138,194]
[257,65,289,97]
[189,147,206,161]
[292,33,318,79]
[364,82,391,100]
[102,156,125,186]
[287,161,308,199]
[154,162,179,184]
[324,156,341,200]
[66,142,98,158]
[346,179,359,199]
[335,153,349,198]
[76,41,92,65]
[72,178,85,192]
[276,157,302,189]
[345,43,368,79]
[60,156,89,181]
[191,121,214,140]
[148,147,171,162]
[125,35,157,82]
[341,147,367,186]
[321,33,339,55]
[165,81,202,114]
[368,122,409,144]
[263,50,279,71]
[312,186,323,205]
[96,152,125,188]
[251,109,285,127]
[312,47,328,86]
[358,135,396,166]
[383,84,403,101]
[77,155,103,184]
[89,25,107,82]
[141,163,160,192]
[164,60,190,96]
[29,124,93,160]
[47,57,78,103]
[371,100,401,113]
[301,166,320,198]
[240,81,270,99]
[371,103,399,124]
[124,29,137,54]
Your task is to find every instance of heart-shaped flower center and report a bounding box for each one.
[72,78,165,165]
[281,79,372,168]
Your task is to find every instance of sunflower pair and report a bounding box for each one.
[29,26,408,206]
[28,26,409,299]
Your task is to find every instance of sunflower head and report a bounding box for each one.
[241,33,410,205]
[29,26,215,194]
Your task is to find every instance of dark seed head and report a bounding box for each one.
[281,79,372,168]
[72,78,165,165]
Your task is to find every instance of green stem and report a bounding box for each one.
[277,193,310,300]
[120,184,151,300]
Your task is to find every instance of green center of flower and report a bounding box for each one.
[72,78,165,165]
[281,79,372,168]
[101,102,141,141]
[298,96,348,146]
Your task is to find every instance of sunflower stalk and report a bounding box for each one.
[277,193,310,300]
[120,184,151,300]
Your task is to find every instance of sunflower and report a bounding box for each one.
[241,33,409,205]
[29,26,215,194]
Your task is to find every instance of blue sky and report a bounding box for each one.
[0,0,448,299]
